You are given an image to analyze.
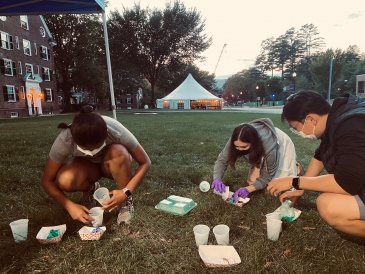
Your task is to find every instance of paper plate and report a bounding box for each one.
[199,245,241,267]
[36,224,66,244]
[78,226,106,241]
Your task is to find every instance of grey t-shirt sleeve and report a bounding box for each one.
[49,129,73,163]
[213,138,231,180]
[105,116,139,151]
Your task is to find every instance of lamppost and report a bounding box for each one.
[27,93,34,115]
[272,94,275,106]
[38,93,43,115]
[292,72,297,92]
[256,86,259,107]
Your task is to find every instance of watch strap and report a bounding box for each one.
[292,176,302,190]
[123,188,132,198]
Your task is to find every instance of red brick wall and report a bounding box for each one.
[0,15,59,118]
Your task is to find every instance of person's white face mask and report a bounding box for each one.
[77,142,106,156]
[290,118,317,141]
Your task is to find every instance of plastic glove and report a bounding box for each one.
[211,179,226,193]
[233,188,249,201]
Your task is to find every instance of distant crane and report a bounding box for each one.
[213,44,227,75]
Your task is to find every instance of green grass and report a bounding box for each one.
[1,110,365,274]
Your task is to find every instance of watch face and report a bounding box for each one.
[40,27,45,37]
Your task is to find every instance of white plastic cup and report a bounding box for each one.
[213,224,230,245]
[266,212,282,232]
[199,181,210,192]
[93,187,110,206]
[90,207,104,227]
[267,218,282,241]
[9,219,29,243]
[193,224,210,246]
[221,186,230,200]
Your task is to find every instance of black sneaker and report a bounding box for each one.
[82,182,100,209]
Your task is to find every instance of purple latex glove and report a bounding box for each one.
[233,188,250,201]
[211,179,226,193]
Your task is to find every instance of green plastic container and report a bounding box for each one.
[155,195,197,216]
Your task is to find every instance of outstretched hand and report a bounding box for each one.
[101,190,127,212]
[267,177,294,197]
[68,203,94,224]
[279,189,304,206]
[211,179,226,193]
[233,188,250,200]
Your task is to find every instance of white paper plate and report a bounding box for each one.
[199,245,241,267]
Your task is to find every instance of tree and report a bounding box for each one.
[44,14,106,111]
[297,24,325,57]
[309,49,346,96]
[224,70,256,102]
[108,1,212,107]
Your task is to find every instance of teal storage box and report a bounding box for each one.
[155,195,197,216]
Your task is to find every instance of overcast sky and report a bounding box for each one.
[106,0,365,77]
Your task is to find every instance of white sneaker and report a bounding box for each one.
[117,197,134,225]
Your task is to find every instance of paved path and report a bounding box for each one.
[222,106,283,114]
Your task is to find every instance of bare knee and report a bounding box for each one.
[56,170,78,191]
[316,193,340,227]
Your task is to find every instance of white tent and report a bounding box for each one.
[156,74,223,110]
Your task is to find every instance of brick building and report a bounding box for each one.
[0,15,58,118]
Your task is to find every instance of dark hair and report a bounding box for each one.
[57,105,107,146]
[282,90,331,123]
[227,124,265,169]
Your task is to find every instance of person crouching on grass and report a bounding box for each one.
[211,118,303,200]
[267,90,365,238]
[41,105,151,225]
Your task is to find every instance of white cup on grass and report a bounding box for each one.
[9,219,29,243]
[213,224,230,245]
[266,218,282,241]
[193,224,210,246]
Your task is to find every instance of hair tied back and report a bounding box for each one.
[81,105,94,114]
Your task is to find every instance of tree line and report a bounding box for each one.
[44,3,365,110]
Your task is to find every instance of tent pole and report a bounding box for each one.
[102,11,117,120]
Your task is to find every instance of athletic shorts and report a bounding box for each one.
[354,195,365,220]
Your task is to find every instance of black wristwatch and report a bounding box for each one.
[123,188,132,198]
[292,176,302,190]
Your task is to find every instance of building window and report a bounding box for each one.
[18,61,22,74]
[20,86,25,99]
[177,101,184,109]
[40,46,49,60]
[34,43,37,55]
[45,88,53,102]
[1,59,16,76]
[42,67,51,81]
[3,85,16,102]
[126,98,132,104]
[0,31,13,50]
[359,81,365,94]
[10,112,19,118]
[15,36,19,49]
[25,63,33,77]
[20,15,28,30]
[23,39,31,56]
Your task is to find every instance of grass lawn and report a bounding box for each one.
[1,110,365,273]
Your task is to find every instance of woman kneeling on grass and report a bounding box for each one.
[212,118,303,200]
[268,90,365,238]
[41,106,151,225]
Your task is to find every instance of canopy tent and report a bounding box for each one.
[0,0,117,119]
[156,74,223,110]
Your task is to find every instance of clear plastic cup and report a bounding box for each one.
[9,219,29,243]
[267,218,282,241]
[193,224,210,246]
[213,224,230,245]
[89,207,104,227]
[93,187,110,206]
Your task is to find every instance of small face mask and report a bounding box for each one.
[290,118,317,140]
[77,142,106,156]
